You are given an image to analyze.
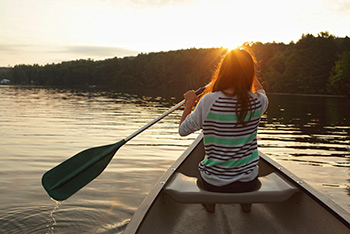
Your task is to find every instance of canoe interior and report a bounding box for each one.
[124,135,350,234]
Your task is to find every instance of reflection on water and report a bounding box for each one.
[258,94,350,205]
[0,86,197,234]
[0,86,349,233]
[260,94,349,165]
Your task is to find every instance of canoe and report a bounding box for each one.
[123,134,350,234]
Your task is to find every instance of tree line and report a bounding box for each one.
[1,32,349,97]
[249,32,350,96]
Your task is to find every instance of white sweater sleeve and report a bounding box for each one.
[178,93,217,136]
[255,89,268,112]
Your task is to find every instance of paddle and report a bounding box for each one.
[42,85,207,201]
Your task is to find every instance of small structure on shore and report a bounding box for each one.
[0,79,10,85]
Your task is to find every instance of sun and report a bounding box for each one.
[224,45,242,52]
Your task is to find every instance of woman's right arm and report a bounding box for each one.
[253,77,268,112]
[253,77,264,91]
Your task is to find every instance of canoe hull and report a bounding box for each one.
[124,135,350,234]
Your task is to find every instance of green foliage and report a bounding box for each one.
[0,67,12,81]
[328,51,350,95]
[5,32,350,97]
[5,48,227,97]
[247,32,347,95]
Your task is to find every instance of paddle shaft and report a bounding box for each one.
[124,85,207,142]
[42,84,208,201]
[50,85,206,189]
[48,92,191,190]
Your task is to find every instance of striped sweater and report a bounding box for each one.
[179,90,268,186]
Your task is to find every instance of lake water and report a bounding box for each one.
[0,86,349,233]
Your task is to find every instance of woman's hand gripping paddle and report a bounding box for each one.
[41,85,207,201]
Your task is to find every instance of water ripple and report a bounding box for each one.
[0,202,133,234]
[0,86,349,234]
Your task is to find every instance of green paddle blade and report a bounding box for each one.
[42,139,126,201]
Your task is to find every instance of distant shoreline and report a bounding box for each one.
[1,84,348,99]
[268,92,347,98]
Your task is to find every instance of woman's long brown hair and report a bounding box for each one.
[206,49,256,125]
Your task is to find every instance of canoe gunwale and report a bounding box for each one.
[259,151,350,228]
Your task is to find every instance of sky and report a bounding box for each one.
[1,0,349,67]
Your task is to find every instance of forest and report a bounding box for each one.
[1,32,349,98]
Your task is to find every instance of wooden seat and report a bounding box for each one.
[164,172,299,204]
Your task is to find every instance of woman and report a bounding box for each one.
[178,49,268,213]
